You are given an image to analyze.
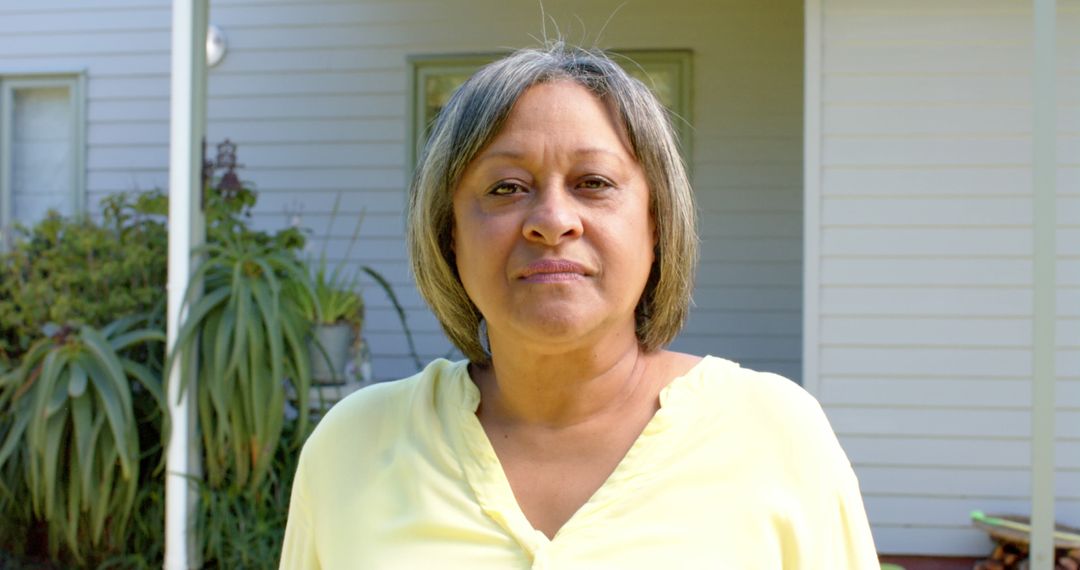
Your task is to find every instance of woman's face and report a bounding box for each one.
[451,80,655,353]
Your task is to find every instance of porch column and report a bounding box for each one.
[1030,0,1057,566]
[165,0,207,568]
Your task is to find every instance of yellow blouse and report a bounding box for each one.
[280,357,879,569]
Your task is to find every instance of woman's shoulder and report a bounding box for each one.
[682,355,815,404]
[682,355,838,441]
[300,358,466,456]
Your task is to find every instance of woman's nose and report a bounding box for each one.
[522,185,583,245]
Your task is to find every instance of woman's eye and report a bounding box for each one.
[579,177,613,190]
[489,181,525,196]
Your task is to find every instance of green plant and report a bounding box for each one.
[295,192,426,372]
[0,191,167,366]
[308,265,364,328]
[297,194,365,329]
[195,419,308,568]
[96,479,165,570]
[167,180,316,492]
[0,316,166,565]
[0,190,168,565]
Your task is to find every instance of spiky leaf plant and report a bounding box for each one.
[0,316,166,564]
[167,227,316,492]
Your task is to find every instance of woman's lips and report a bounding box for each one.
[517,259,588,282]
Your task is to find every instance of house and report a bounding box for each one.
[0,0,1073,562]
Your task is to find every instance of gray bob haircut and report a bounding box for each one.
[408,43,698,364]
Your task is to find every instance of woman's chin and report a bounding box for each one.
[496,307,633,351]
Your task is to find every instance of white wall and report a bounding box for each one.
[812,0,1080,556]
[0,0,805,384]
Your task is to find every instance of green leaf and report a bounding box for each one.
[243,302,265,445]
[90,433,117,541]
[108,328,166,353]
[68,360,88,398]
[45,365,70,417]
[100,312,141,338]
[212,304,237,390]
[70,392,96,500]
[0,406,32,468]
[196,380,223,487]
[82,356,135,480]
[81,326,134,416]
[201,308,230,456]
[28,348,64,479]
[279,309,311,437]
[226,281,249,384]
[40,410,67,522]
[228,401,249,489]
[165,285,231,400]
[65,449,82,559]
[248,279,281,442]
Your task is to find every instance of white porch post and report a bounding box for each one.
[1030,0,1057,567]
[165,0,207,568]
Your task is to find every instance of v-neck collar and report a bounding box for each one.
[438,357,721,557]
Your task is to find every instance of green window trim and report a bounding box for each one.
[406,50,693,177]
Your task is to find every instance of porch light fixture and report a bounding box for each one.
[207,24,227,67]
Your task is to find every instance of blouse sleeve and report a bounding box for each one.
[279,456,320,570]
[788,381,880,569]
[821,459,880,569]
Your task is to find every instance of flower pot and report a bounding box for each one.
[308,323,355,384]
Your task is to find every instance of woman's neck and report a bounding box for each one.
[470,330,660,429]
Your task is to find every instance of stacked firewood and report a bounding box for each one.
[973,540,1080,570]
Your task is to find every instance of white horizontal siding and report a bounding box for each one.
[816,0,1080,556]
[0,1,171,232]
[844,437,1080,469]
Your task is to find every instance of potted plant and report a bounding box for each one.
[294,195,369,386]
[304,264,364,385]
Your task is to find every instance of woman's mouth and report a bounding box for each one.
[517,259,588,282]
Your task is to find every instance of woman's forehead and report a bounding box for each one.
[475,81,634,161]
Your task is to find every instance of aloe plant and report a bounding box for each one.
[0,316,166,564]
[167,227,317,492]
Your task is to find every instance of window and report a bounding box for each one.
[407,50,692,172]
[0,73,86,246]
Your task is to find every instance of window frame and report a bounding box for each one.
[0,71,87,239]
[406,50,693,178]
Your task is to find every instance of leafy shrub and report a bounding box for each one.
[0,191,167,366]
[0,191,168,566]
[0,156,319,567]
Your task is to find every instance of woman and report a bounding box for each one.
[281,44,878,569]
